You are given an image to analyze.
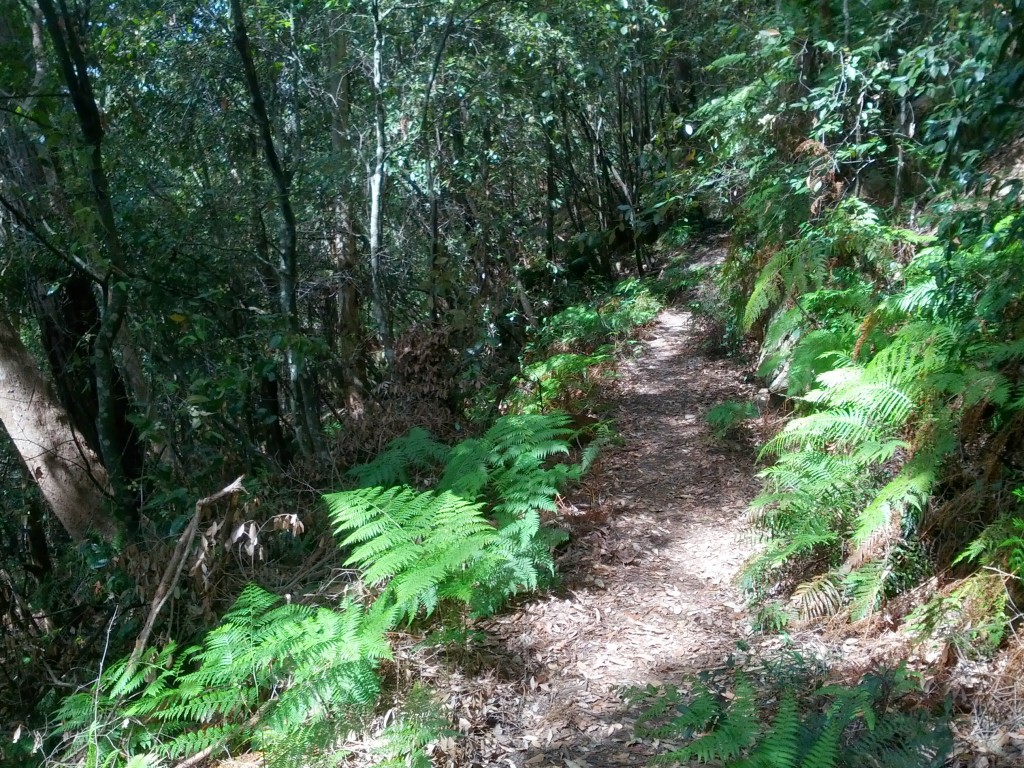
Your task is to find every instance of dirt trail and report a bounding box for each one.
[474,308,764,767]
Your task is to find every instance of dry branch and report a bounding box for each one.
[130,476,246,665]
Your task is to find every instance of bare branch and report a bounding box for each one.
[129,476,246,665]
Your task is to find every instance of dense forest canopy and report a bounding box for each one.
[2,0,1024,762]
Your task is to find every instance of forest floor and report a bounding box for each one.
[465,305,763,767]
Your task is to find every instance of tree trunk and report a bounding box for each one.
[369,0,395,368]
[231,0,321,456]
[36,0,137,525]
[328,24,369,417]
[0,315,115,542]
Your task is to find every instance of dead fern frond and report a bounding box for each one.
[792,573,843,620]
[846,508,901,570]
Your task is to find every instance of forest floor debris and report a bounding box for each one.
[460,307,763,767]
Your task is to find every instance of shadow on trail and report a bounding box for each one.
[468,308,762,767]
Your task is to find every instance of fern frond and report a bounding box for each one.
[851,453,937,552]
[483,412,573,460]
[844,560,890,619]
[744,249,790,331]
[798,699,845,768]
[975,337,1024,364]
[665,675,759,763]
[739,692,800,767]
[787,329,852,396]
[437,437,491,499]
[347,427,450,488]
[959,369,1012,408]
[159,723,240,760]
[762,409,882,455]
[888,277,940,317]
[792,573,843,620]
[328,486,496,622]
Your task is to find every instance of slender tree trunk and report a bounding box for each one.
[369,0,395,367]
[328,26,368,416]
[545,120,557,264]
[231,0,320,456]
[0,314,115,542]
[419,10,456,323]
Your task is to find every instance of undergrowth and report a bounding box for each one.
[503,278,661,416]
[707,400,759,439]
[679,0,1024,649]
[54,412,592,767]
[628,652,952,767]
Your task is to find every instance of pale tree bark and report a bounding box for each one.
[0,315,115,542]
[369,0,395,367]
[35,0,139,524]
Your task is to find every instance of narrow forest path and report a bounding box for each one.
[466,307,765,767]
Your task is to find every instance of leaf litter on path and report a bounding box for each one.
[471,308,763,767]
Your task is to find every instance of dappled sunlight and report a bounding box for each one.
[478,307,763,764]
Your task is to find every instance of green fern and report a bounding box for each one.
[347,427,450,489]
[509,350,613,414]
[708,400,759,438]
[631,659,951,768]
[745,259,785,332]
[746,315,967,613]
[56,412,594,766]
[906,571,1010,655]
[371,683,453,768]
[327,486,499,622]
[56,586,389,766]
[736,692,800,768]
[664,675,759,763]
[746,239,822,333]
